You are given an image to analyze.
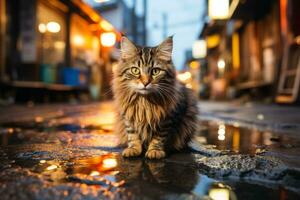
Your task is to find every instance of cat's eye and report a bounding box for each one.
[130,67,140,75]
[151,68,161,76]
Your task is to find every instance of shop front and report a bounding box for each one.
[1,0,119,102]
[230,0,300,103]
[230,0,282,99]
[276,0,300,103]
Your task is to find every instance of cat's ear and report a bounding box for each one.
[120,36,137,60]
[156,36,173,62]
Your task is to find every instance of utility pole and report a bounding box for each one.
[143,0,147,45]
[131,0,137,43]
[162,12,168,39]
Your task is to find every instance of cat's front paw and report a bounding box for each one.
[145,149,166,159]
[122,147,142,157]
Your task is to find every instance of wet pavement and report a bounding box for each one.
[198,101,300,135]
[0,102,300,200]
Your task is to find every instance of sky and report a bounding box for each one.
[126,0,205,70]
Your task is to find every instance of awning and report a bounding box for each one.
[71,0,120,36]
[72,0,102,23]
[229,0,274,21]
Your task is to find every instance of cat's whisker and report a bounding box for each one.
[156,89,168,106]
[157,86,177,102]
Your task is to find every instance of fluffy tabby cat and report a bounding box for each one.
[113,36,198,159]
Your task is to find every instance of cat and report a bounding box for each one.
[112,36,198,159]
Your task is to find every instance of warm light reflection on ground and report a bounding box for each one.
[46,164,58,171]
[209,188,230,200]
[79,112,115,128]
[78,102,115,131]
[217,124,226,141]
[74,153,118,175]
[102,158,118,169]
[90,171,100,176]
[208,183,234,200]
[198,120,296,155]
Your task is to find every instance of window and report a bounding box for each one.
[37,2,66,65]
[70,14,100,68]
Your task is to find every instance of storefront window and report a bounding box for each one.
[70,14,100,68]
[37,2,66,65]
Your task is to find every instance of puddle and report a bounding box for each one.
[1,117,300,199]
[0,150,246,199]
[196,121,300,155]
[1,149,299,200]
[3,120,300,152]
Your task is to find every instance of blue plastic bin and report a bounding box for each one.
[62,67,88,86]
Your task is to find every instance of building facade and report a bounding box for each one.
[0,0,119,102]
[198,0,300,103]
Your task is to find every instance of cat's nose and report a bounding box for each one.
[142,80,150,87]
[141,76,150,87]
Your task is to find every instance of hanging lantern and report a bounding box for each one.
[208,0,230,20]
[192,40,207,59]
[100,32,116,47]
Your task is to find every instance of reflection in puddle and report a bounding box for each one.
[193,174,237,200]
[89,170,100,176]
[208,183,236,200]
[197,121,300,154]
[70,154,118,175]
[217,124,226,141]
[2,147,299,199]
[6,150,239,199]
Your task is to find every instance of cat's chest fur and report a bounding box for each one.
[121,97,169,144]
[124,97,167,126]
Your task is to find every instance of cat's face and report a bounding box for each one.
[117,37,175,96]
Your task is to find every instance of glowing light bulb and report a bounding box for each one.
[100,32,116,47]
[38,23,47,33]
[46,22,61,33]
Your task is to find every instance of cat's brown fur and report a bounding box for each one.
[113,36,198,159]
